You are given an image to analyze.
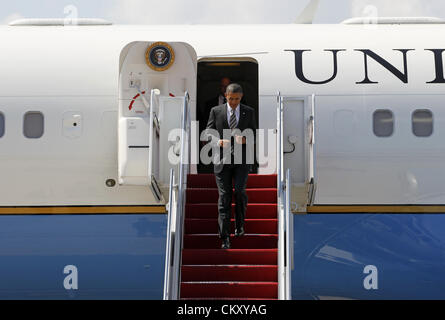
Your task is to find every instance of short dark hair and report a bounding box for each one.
[226,83,243,95]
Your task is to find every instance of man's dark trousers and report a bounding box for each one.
[215,163,250,239]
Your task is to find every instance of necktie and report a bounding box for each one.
[229,109,237,156]
[229,109,237,130]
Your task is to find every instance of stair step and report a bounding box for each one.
[182,249,278,265]
[187,174,277,189]
[179,173,278,300]
[184,234,278,249]
[186,188,277,204]
[186,203,277,219]
[181,282,278,299]
[185,219,278,234]
[181,265,278,282]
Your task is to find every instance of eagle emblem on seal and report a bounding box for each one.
[145,42,175,72]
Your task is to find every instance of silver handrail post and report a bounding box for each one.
[277,93,286,300]
[163,169,175,300]
[163,92,191,300]
[171,92,191,299]
[285,168,292,300]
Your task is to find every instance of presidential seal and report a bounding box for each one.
[145,42,175,72]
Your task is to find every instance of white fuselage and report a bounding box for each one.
[0,23,444,205]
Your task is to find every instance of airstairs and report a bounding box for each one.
[180,173,278,300]
[163,92,296,300]
[118,41,307,300]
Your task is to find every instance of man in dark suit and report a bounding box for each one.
[200,77,231,144]
[205,83,257,249]
[199,78,232,173]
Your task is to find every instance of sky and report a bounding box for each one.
[1,0,445,25]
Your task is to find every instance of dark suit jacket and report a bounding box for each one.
[200,96,221,133]
[205,104,257,171]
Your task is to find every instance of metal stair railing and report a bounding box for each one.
[277,93,293,300]
[163,168,177,300]
[163,92,191,300]
[285,168,292,299]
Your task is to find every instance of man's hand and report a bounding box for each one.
[218,139,231,148]
[235,136,246,145]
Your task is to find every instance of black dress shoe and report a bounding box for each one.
[221,238,231,249]
[235,227,245,237]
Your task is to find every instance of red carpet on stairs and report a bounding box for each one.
[180,174,278,300]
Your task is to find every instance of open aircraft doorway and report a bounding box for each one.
[197,58,259,174]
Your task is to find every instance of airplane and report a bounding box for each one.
[1,0,445,300]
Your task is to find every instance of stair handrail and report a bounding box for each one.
[277,93,286,300]
[149,89,162,201]
[285,168,292,299]
[277,93,292,300]
[163,168,177,300]
[173,92,191,299]
[163,92,191,300]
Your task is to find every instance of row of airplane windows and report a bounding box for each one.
[0,109,435,140]
[0,111,43,139]
[373,109,433,137]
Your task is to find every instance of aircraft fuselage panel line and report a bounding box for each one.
[0,206,167,215]
[308,205,445,214]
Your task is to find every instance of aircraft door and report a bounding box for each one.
[281,95,315,211]
[118,42,197,203]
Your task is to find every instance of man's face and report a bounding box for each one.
[220,78,231,94]
[225,92,243,109]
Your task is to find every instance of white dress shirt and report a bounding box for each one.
[227,103,240,128]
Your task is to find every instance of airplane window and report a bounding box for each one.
[373,110,394,137]
[0,113,4,138]
[412,109,433,137]
[23,112,44,139]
